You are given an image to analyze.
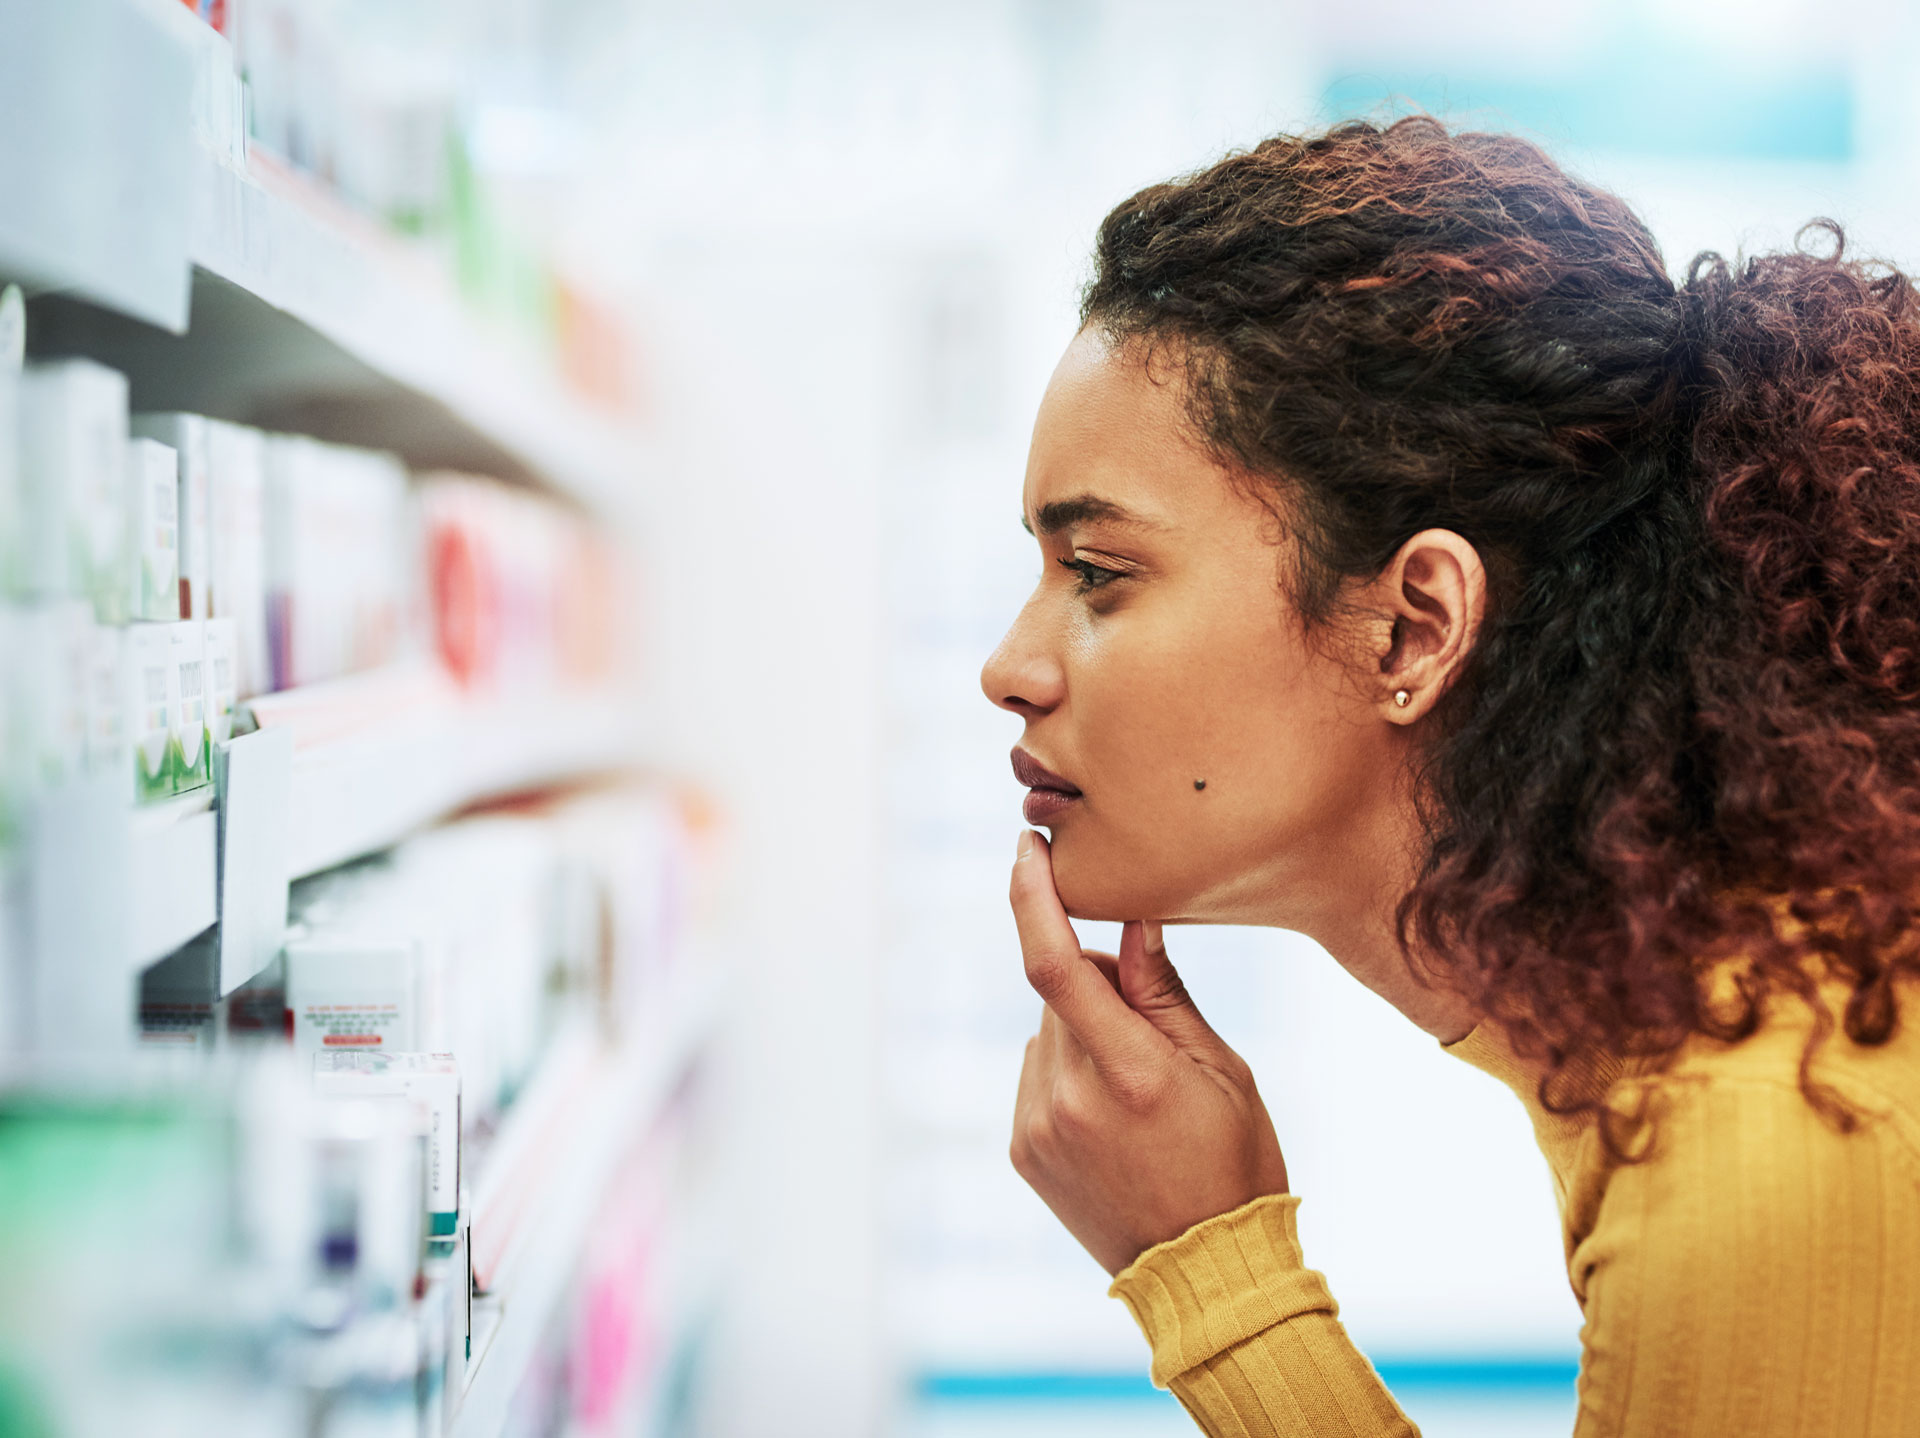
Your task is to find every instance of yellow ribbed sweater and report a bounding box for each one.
[1110,982,1920,1436]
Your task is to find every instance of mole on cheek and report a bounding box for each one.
[1193,779,1207,791]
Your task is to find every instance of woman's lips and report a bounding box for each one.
[1011,747,1082,826]
[1022,786,1080,825]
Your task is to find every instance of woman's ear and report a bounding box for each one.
[1371,529,1486,722]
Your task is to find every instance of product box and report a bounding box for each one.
[131,413,212,620]
[313,1050,461,1237]
[20,358,130,621]
[0,286,24,600]
[171,620,210,794]
[204,419,269,698]
[126,623,172,803]
[264,434,413,690]
[204,617,237,746]
[126,438,180,622]
[82,623,129,792]
[285,936,421,1056]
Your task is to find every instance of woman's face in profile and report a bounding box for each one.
[981,328,1406,926]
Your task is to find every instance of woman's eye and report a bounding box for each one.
[1056,556,1124,591]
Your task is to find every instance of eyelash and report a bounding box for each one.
[1057,555,1125,592]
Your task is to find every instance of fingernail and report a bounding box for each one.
[1017,829,1034,860]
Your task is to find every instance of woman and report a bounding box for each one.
[981,117,1920,1436]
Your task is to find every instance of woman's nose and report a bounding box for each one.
[981,601,1064,718]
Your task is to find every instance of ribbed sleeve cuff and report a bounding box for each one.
[1107,1193,1335,1388]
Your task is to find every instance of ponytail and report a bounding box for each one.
[1682,225,1920,1064]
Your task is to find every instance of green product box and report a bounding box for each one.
[169,621,209,795]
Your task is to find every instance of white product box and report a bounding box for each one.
[264,435,412,690]
[170,621,209,794]
[286,936,421,1056]
[203,617,237,746]
[82,623,128,791]
[204,419,268,698]
[313,1051,461,1238]
[126,438,179,622]
[131,413,212,620]
[20,358,129,621]
[126,623,172,803]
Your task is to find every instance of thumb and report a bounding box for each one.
[1117,921,1224,1054]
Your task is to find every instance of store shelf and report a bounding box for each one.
[9,2,644,517]
[129,791,217,969]
[245,664,643,882]
[25,141,645,516]
[97,665,637,989]
[455,970,720,1438]
[184,148,645,515]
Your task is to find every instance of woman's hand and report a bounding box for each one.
[1009,830,1290,1276]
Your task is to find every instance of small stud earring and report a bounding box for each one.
[1394,689,1412,708]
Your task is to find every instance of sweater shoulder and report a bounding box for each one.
[1663,979,1920,1162]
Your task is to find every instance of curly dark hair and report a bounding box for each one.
[1082,117,1920,1152]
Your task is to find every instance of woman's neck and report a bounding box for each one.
[1251,786,1480,1045]
[1305,887,1479,1044]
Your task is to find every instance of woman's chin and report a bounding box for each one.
[1047,832,1183,924]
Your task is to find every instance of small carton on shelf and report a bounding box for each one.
[286,936,421,1056]
[264,434,414,690]
[204,419,269,699]
[126,624,172,803]
[131,413,212,620]
[204,617,237,746]
[126,438,179,622]
[313,1051,461,1239]
[170,621,210,794]
[20,358,130,621]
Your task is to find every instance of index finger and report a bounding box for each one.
[1010,831,1172,1078]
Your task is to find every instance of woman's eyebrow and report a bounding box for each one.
[1021,494,1164,535]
